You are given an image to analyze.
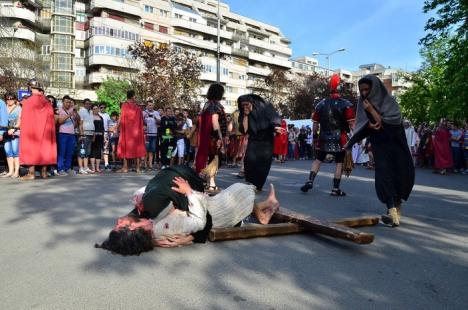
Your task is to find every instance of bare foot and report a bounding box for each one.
[254,184,280,224]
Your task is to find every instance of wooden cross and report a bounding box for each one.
[209,207,378,245]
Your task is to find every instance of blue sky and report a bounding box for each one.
[224,0,429,71]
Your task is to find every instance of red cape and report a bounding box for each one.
[273,119,288,155]
[433,128,453,169]
[117,100,146,159]
[195,112,212,173]
[19,93,57,165]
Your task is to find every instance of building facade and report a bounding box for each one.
[1,0,292,112]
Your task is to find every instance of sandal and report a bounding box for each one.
[330,189,346,196]
[205,185,221,192]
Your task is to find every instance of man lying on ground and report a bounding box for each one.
[95,166,280,256]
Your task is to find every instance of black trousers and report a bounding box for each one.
[244,139,273,191]
[160,138,176,166]
[370,123,414,206]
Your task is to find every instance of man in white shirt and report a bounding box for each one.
[182,109,193,162]
[99,103,112,171]
[143,100,161,170]
[78,99,95,174]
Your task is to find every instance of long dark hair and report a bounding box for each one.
[95,228,154,256]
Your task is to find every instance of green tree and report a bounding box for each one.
[416,0,468,122]
[128,42,202,111]
[96,78,131,114]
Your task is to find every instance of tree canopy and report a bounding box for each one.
[96,78,131,114]
[400,0,467,124]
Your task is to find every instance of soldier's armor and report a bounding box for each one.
[315,98,352,152]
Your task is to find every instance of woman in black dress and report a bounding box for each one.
[90,104,104,173]
[237,94,284,191]
[346,75,414,227]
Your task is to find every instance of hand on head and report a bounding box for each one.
[171,177,193,196]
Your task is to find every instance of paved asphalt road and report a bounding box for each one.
[1,161,467,310]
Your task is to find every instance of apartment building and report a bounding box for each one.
[353,63,410,96]
[1,0,292,112]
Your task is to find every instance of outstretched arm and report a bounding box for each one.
[153,235,195,248]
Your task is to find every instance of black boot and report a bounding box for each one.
[330,178,346,196]
[301,171,316,193]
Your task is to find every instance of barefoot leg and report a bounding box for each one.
[253,184,280,224]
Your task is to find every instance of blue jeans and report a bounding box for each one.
[58,133,77,171]
[288,143,295,159]
[4,137,19,157]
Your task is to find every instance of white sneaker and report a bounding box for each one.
[67,169,76,176]
[79,168,88,175]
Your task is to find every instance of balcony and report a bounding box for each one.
[232,33,248,43]
[89,17,140,33]
[247,66,270,76]
[172,34,232,54]
[90,0,140,18]
[172,18,232,40]
[199,71,228,84]
[248,37,292,56]
[0,27,35,42]
[88,72,109,84]
[88,54,135,68]
[231,47,248,58]
[249,52,291,68]
[0,6,36,24]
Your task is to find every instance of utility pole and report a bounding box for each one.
[216,0,220,83]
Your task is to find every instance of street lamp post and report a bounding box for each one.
[216,0,220,83]
[11,26,18,71]
[312,48,346,76]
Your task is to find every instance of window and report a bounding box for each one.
[159,25,168,34]
[222,68,228,75]
[160,9,169,17]
[52,54,72,71]
[52,15,73,34]
[41,45,51,55]
[76,13,86,23]
[144,5,154,13]
[75,67,86,77]
[202,64,213,73]
[144,22,154,30]
[175,13,183,19]
[52,34,73,53]
[189,17,196,22]
[54,0,73,15]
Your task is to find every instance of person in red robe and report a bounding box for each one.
[433,119,453,175]
[116,90,146,173]
[19,79,57,180]
[273,119,288,163]
[195,83,227,191]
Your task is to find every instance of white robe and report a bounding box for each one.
[152,183,256,238]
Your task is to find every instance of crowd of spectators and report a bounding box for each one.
[0,90,467,178]
[0,92,248,178]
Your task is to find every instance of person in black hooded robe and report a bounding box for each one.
[237,94,284,191]
[346,75,414,227]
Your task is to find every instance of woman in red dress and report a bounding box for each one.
[273,119,288,163]
[433,119,453,175]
